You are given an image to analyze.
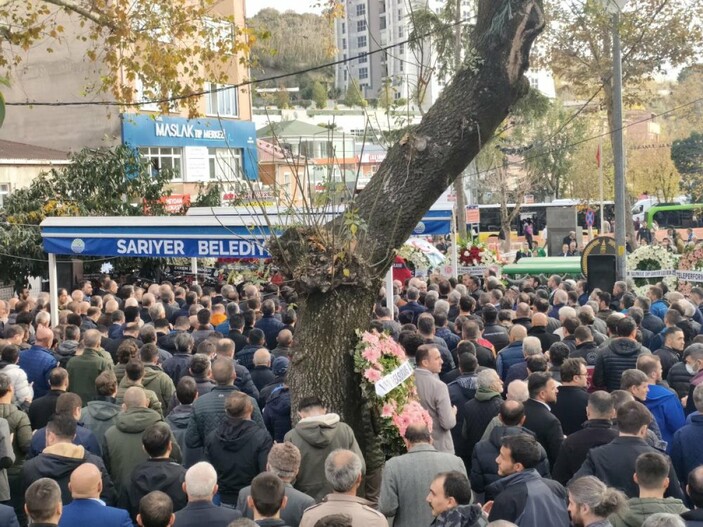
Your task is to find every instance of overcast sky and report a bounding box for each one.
[247,0,323,16]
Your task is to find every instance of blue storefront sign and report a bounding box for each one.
[43,236,270,258]
[121,113,258,180]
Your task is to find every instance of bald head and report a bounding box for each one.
[277,329,293,347]
[509,324,527,342]
[531,312,547,327]
[69,463,102,499]
[123,386,148,409]
[515,303,531,318]
[35,325,54,347]
[253,348,271,367]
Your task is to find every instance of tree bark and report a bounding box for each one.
[274,0,545,444]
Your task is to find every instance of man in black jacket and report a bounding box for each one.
[526,313,559,353]
[571,326,600,367]
[447,352,479,469]
[174,462,242,526]
[482,306,509,353]
[522,371,563,467]
[655,327,685,380]
[126,422,187,521]
[461,321,496,370]
[470,400,549,499]
[682,465,703,525]
[593,317,646,392]
[551,358,589,436]
[572,400,684,499]
[552,391,618,485]
[637,296,666,335]
[204,391,273,507]
[28,367,68,430]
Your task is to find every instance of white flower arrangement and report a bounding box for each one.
[397,244,433,271]
[627,245,679,296]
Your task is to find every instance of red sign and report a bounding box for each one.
[465,206,480,224]
[160,194,191,214]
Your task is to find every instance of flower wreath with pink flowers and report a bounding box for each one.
[353,330,433,457]
[677,242,703,295]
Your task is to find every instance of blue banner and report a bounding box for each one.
[43,237,270,258]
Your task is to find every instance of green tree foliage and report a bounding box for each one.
[274,86,290,109]
[0,146,172,286]
[311,81,328,109]
[343,80,367,108]
[672,132,703,201]
[377,78,396,112]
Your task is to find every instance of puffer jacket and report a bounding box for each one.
[448,374,479,463]
[593,338,646,391]
[470,426,550,499]
[142,364,176,407]
[496,342,524,381]
[668,361,693,399]
[0,403,31,477]
[431,504,488,527]
[263,386,291,442]
[204,417,272,505]
[166,404,201,467]
[0,362,33,408]
[610,497,688,527]
[53,340,78,368]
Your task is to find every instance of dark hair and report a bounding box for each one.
[140,343,159,363]
[261,300,276,317]
[176,376,197,405]
[49,367,68,387]
[617,401,652,434]
[574,326,593,342]
[138,490,173,527]
[482,305,498,324]
[635,452,670,490]
[563,317,580,335]
[561,358,586,383]
[125,359,145,381]
[196,309,211,326]
[455,340,476,357]
[142,422,172,458]
[47,413,77,440]
[117,340,140,364]
[501,434,541,469]
[403,423,432,443]
[398,332,425,358]
[189,354,210,377]
[663,326,684,342]
[458,352,478,373]
[526,355,548,373]
[64,324,80,341]
[298,396,325,412]
[415,344,436,367]
[616,317,637,337]
[250,473,286,517]
[248,328,265,345]
[588,391,614,417]
[436,471,472,505]
[225,391,253,419]
[620,369,648,391]
[0,344,19,364]
[56,392,82,415]
[548,342,570,367]
[527,371,552,399]
[95,371,117,397]
[499,401,525,426]
[417,314,435,335]
[597,291,612,306]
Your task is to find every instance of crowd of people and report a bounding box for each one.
[2,270,703,527]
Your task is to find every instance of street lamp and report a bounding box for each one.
[603,0,628,280]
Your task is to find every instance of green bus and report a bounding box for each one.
[645,203,703,230]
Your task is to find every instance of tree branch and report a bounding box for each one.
[40,0,115,29]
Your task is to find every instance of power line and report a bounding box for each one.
[5,13,476,108]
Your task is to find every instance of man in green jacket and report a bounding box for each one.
[103,386,181,497]
[139,344,175,407]
[67,330,113,404]
[610,452,688,527]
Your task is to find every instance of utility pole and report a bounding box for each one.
[453,0,467,238]
[610,4,627,280]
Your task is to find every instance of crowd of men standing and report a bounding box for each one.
[4,270,703,527]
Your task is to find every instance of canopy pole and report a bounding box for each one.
[452,210,459,280]
[48,253,58,327]
[191,257,198,281]
[385,266,395,316]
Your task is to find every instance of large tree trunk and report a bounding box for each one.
[271,0,545,451]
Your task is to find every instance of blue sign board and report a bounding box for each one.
[43,236,270,259]
[121,113,258,180]
[585,209,595,227]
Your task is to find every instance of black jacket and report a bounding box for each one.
[572,435,684,499]
[447,374,479,463]
[522,399,564,467]
[228,329,249,353]
[551,419,618,485]
[259,376,285,409]
[173,500,242,527]
[655,347,681,380]
[469,340,496,370]
[126,458,187,520]
[263,386,292,443]
[551,386,589,436]
[570,341,600,366]
[204,417,273,505]
[250,366,275,393]
[681,508,703,527]
[470,426,550,498]
[668,361,693,399]
[483,323,509,352]
[462,391,502,467]
[526,327,560,353]
[643,311,666,334]
[27,389,63,430]
[21,445,115,505]
[593,338,645,392]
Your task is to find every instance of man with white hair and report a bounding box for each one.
[504,336,542,386]
[481,380,529,440]
[173,462,241,526]
[549,290,569,320]
[250,349,274,393]
[300,450,386,527]
[462,369,503,462]
[553,306,577,340]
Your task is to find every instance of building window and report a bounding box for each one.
[357,35,367,48]
[342,38,346,49]
[398,26,403,38]
[0,183,10,208]
[379,1,385,13]
[140,147,183,181]
[398,8,402,20]
[399,60,404,72]
[357,20,366,32]
[359,67,368,79]
[358,53,367,64]
[356,3,366,16]
[342,22,345,33]
[135,78,161,112]
[380,16,386,30]
[208,148,242,181]
[398,44,404,54]
[343,70,348,81]
[205,83,238,117]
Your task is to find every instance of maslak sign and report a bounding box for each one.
[43,236,270,258]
